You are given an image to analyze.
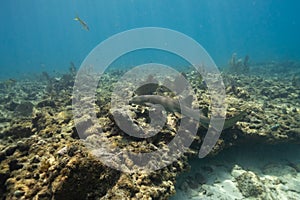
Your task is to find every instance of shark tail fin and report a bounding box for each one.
[223,110,247,130]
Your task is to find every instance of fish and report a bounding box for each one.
[130,95,246,130]
[74,15,89,31]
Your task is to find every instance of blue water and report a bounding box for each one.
[0,0,299,78]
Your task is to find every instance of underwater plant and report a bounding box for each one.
[228,53,250,74]
[69,62,77,77]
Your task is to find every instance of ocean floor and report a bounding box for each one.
[172,143,300,200]
[0,61,299,199]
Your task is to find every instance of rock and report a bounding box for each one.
[270,124,280,131]
[56,111,72,124]
[0,151,5,162]
[231,165,245,178]
[14,190,25,197]
[51,155,120,200]
[0,117,11,123]
[15,101,34,116]
[9,159,23,171]
[36,99,56,108]
[36,188,51,199]
[31,156,40,164]
[3,145,17,156]
[0,169,10,195]
[39,155,56,173]
[16,140,30,153]
[1,121,32,139]
[57,146,68,156]
[284,177,300,193]
[235,171,264,198]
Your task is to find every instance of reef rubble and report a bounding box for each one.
[0,62,299,199]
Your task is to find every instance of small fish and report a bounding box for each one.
[74,15,89,31]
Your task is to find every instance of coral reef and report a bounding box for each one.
[0,61,299,199]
